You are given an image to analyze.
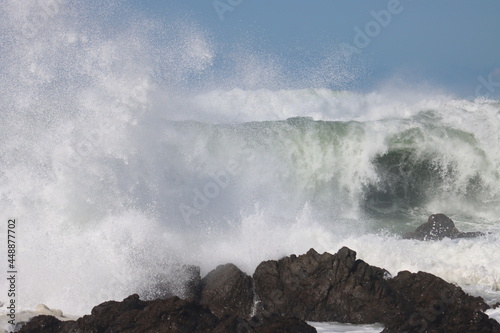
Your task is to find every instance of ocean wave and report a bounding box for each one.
[1,0,499,317]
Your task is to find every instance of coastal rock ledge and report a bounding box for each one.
[19,247,500,333]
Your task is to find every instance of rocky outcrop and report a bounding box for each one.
[253,247,400,323]
[385,271,499,333]
[403,213,485,240]
[21,295,219,332]
[200,263,254,318]
[19,294,316,333]
[17,315,66,333]
[74,295,218,332]
[252,247,499,332]
[19,246,500,333]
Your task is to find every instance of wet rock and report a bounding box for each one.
[384,271,500,333]
[19,294,316,333]
[20,295,219,333]
[200,263,254,318]
[16,315,64,333]
[19,246,500,333]
[253,246,499,332]
[403,213,485,240]
[252,315,317,333]
[253,247,401,324]
[213,314,317,333]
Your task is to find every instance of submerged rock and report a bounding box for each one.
[403,213,485,240]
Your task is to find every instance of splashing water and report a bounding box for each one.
[0,0,499,321]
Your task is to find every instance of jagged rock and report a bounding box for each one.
[19,294,316,333]
[253,246,500,332]
[384,271,500,333]
[20,295,219,333]
[403,213,485,240]
[253,246,401,324]
[16,315,65,333]
[19,246,500,333]
[200,263,254,318]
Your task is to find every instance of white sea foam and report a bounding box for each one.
[0,1,499,328]
[487,308,500,325]
[310,322,383,333]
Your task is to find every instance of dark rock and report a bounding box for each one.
[19,294,316,333]
[384,271,500,333]
[20,246,500,333]
[253,315,317,333]
[16,315,65,333]
[253,246,499,332]
[81,295,221,332]
[200,263,254,318]
[213,314,317,333]
[19,295,219,333]
[403,213,485,240]
[253,247,401,324]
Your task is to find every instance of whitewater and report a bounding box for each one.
[0,1,499,332]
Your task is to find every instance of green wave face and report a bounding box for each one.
[363,122,492,215]
[187,113,499,220]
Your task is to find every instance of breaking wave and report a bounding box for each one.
[0,0,499,319]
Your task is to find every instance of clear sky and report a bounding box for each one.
[130,0,500,97]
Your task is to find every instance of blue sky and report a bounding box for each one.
[131,0,500,97]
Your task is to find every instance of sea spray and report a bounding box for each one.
[0,0,499,319]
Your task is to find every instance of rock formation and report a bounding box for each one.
[253,247,400,323]
[385,271,498,332]
[403,213,485,240]
[200,263,254,318]
[19,246,500,333]
[19,294,316,333]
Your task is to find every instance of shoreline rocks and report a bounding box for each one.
[386,271,498,332]
[403,213,485,240]
[200,263,254,319]
[253,247,400,323]
[19,246,500,333]
[19,295,316,333]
